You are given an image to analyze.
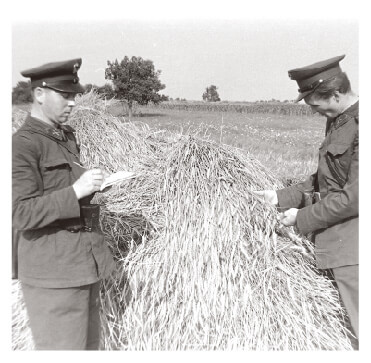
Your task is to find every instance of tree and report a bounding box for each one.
[202,85,220,102]
[105,56,166,117]
[12,81,32,104]
[96,83,115,99]
[160,94,169,102]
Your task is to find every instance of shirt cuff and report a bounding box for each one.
[277,187,297,210]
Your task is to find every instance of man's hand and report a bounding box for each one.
[72,169,105,200]
[253,190,278,205]
[278,208,299,227]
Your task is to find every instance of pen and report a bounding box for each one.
[73,161,85,168]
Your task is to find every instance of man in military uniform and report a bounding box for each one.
[255,55,359,347]
[12,58,116,350]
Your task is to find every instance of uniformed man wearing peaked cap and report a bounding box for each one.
[12,59,115,350]
[255,55,359,348]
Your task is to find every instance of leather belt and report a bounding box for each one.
[49,204,101,233]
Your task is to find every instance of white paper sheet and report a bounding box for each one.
[100,171,137,191]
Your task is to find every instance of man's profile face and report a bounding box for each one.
[304,93,340,118]
[42,88,76,126]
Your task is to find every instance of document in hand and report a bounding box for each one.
[100,171,138,191]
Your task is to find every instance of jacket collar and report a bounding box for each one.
[23,114,75,141]
[342,100,359,118]
[330,100,359,131]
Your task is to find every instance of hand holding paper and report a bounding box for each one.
[100,171,138,191]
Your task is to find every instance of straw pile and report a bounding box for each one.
[12,92,352,350]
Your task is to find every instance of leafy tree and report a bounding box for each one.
[202,85,220,102]
[160,94,169,102]
[96,83,115,99]
[12,81,32,104]
[105,56,166,117]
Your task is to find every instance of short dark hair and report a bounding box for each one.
[312,72,351,99]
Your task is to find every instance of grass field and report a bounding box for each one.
[128,105,324,182]
[13,102,325,183]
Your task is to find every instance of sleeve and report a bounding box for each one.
[296,131,358,234]
[276,172,317,210]
[12,134,81,231]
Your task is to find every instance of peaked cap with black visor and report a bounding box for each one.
[288,55,346,102]
[21,58,85,94]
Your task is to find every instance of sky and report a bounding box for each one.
[12,18,358,102]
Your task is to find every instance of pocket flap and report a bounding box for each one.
[327,143,349,156]
[42,158,70,168]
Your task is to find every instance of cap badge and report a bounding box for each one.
[73,63,80,74]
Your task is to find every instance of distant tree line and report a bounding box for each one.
[12,81,33,104]
[12,81,296,106]
[12,80,170,105]
[11,58,295,106]
[12,56,170,116]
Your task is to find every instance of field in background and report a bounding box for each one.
[148,100,314,116]
[129,105,324,182]
[13,102,324,182]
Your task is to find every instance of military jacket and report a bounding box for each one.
[12,115,115,288]
[277,102,359,269]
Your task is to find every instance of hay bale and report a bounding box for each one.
[12,281,34,350]
[12,107,28,133]
[12,92,352,350]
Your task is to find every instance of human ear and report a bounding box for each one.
[34,87,46,104]
[333,91,341,103]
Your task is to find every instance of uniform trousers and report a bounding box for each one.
[331,264,359,346]
[21,281,101,350]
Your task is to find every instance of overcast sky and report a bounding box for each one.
[12,18,358,102]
